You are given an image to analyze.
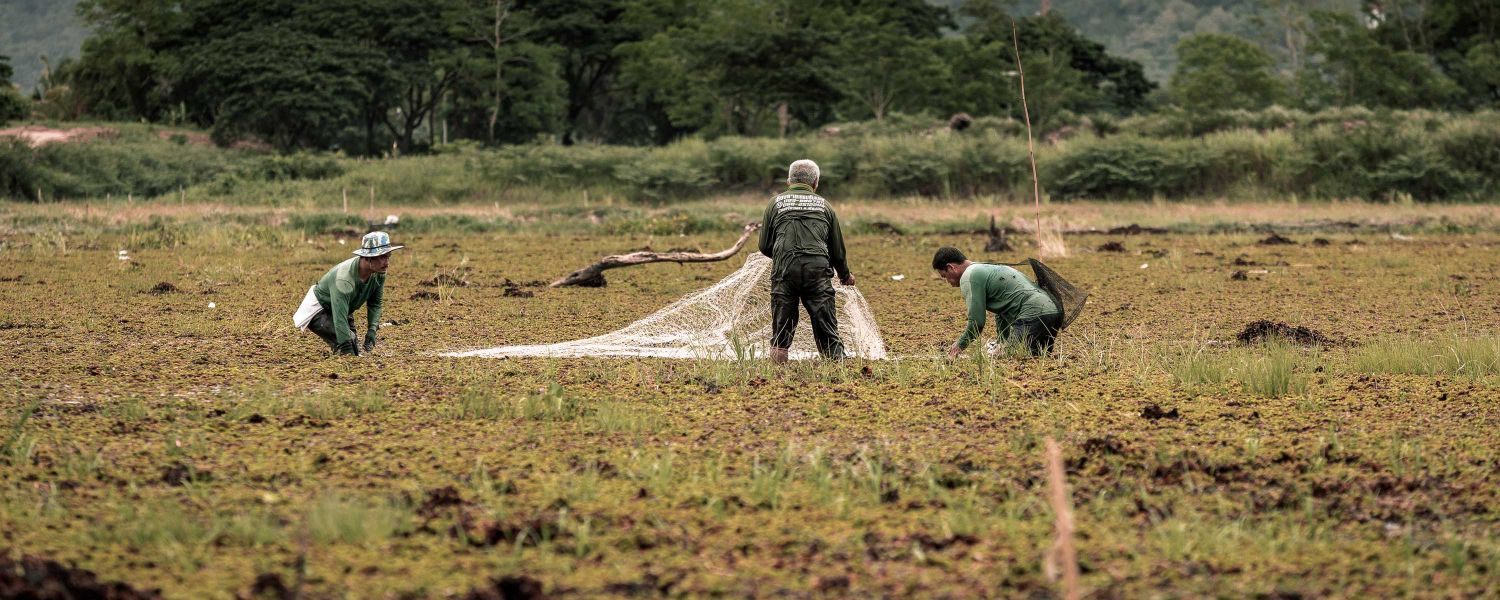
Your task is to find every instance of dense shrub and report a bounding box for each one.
[4,109,1500,203]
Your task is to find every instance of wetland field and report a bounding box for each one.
[2,199,1498,598]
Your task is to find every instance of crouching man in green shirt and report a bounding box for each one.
[293,231,403,356]
[932,247,1062,358]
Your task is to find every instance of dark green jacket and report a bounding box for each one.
[758,183,850,281]
[313,257,385,347]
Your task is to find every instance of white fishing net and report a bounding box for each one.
[444,253,887,360]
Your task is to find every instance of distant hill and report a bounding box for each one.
[0,0,89,92]
[933,0,1360,82]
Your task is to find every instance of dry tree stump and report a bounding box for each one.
[550,222,762,288]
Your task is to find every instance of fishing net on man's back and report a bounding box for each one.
[443,253,887,360]
[1028,258,1088,329]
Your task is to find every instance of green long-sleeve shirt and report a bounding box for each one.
[956,263,1059,349]
[758,183,849,281]
[313,257,385,347]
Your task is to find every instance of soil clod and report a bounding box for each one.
[1141,404,1180,420]
[149,282,178,294]
[418,486,469,518]
[1097,241,1126,252]
[502,279,535,298]
[1236,320,1340,346]
[1230,270,1249,281]
[1312,238,1332,246]
[410,291,440,301]
[460,575,544,600]
[0,555,163,599]
[160,461,209,486]
[421,273,471,287]
[1257,232,1297,245]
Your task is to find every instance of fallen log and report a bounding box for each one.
[550,222,762,288]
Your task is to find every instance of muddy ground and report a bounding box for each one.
[1,218,1498,598]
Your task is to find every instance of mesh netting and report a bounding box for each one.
[443,253,887,360]
[1028,258,1088,329]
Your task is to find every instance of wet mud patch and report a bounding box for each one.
[1230,270,1249,281]
[409,291,441,301]
[148,281,178,294]
[0,555,162,599]
[1236,320,1343,347]
[1097,241,1126,252]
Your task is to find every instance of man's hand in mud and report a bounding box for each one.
[840,273,856,286]
[946,344,962,359]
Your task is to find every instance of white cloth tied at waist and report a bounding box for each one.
[292,286,322,330]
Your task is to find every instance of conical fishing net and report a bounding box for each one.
[444,253,887,360]
[1027,258,1087,329]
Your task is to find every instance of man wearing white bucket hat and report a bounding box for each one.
[293,231,404,355]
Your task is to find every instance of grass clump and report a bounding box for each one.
[1354,336,1500,378]
[1239,343,1311,398]
[1166,347,1230,387]
[306,495,412,545]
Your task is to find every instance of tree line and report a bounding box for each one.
[9,0,1498,153]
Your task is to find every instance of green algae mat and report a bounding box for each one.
[2,223,1498,598]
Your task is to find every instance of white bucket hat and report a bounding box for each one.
[354,231,404,257]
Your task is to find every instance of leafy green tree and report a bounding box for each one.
[1170,33,1283,111]
[1299,11,1460,109]
[621,0,841,137]
[960,5,1156,117]
[0,54,13,84]
[180,28,381,151]
[826,2,954,121]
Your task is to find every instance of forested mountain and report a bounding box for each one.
[0,0,89,93]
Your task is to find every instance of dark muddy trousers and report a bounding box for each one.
[307,306,357,353]
[771,256,845,359]
[1009,311,1063,356]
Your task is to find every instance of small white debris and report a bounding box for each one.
[1391,232,1413,241]
[117,250,130,261]
[207,302,216,309]
[1139,263,1149,269]
[338,239,347,245]
[384,214,400,225]
[891,274,905,281]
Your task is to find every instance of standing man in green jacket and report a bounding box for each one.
[759,159,855,363]
[292,231,403,356]
[932,247,1062,358]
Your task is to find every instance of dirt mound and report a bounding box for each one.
[0,555,162,599]
[148,282,178,294]
[410,291,440,301]
[1230,270,1248,281]
[1312,238,1332,247]
[1097,241,1126,252]
[1236,320,1340,346]
[460,576,545,599]
[1141,404,1180,420]
[1257,232,1297,246]
[0,126,119,147]
[1106,224,1169,235]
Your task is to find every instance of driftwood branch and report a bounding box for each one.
[550,222,762,288]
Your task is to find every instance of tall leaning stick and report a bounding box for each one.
[1044,436,1081,600]
[1011,20,1043,219]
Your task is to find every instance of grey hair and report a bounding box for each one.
[787,159,820,186]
